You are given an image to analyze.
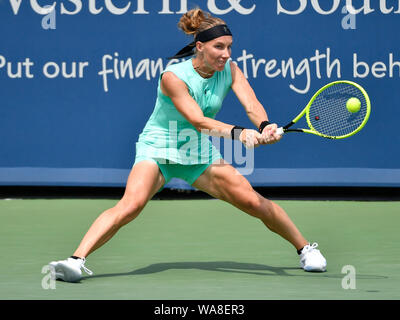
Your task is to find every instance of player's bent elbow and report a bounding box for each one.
[191,117,209,133]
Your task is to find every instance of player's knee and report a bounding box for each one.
[115,196,147,225]
[237,192,264,217]
[258,198,275,221]
[247,195,275,221]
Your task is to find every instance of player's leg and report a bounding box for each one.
[49,160,165,282]
[192,160,307,249]
[73,160,165,258]
[192,160,326,271]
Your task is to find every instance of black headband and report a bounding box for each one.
[168,24,232,60]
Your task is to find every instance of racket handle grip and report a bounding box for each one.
[276,127,284,135]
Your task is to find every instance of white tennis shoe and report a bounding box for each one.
[299,243,327,272]
[49,257,93,282]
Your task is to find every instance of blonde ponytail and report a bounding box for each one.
[178,8,226,37]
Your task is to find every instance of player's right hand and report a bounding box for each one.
[259,123,282,145]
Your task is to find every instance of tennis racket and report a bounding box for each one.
[276,81,371,139]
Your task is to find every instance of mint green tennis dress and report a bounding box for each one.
[134,58,232,186]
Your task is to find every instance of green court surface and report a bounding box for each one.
[0,198,399,300]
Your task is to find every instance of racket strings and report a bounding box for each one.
[308,83,368,138]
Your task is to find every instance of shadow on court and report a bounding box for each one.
[82,261,388,281]
[83,261,298,280]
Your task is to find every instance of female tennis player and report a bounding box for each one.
[49,9,326,282]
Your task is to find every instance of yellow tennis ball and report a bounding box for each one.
[346,97,361,113]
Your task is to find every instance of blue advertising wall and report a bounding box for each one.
[1,0,399,188]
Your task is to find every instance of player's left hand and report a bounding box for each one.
[259,123,282,145]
